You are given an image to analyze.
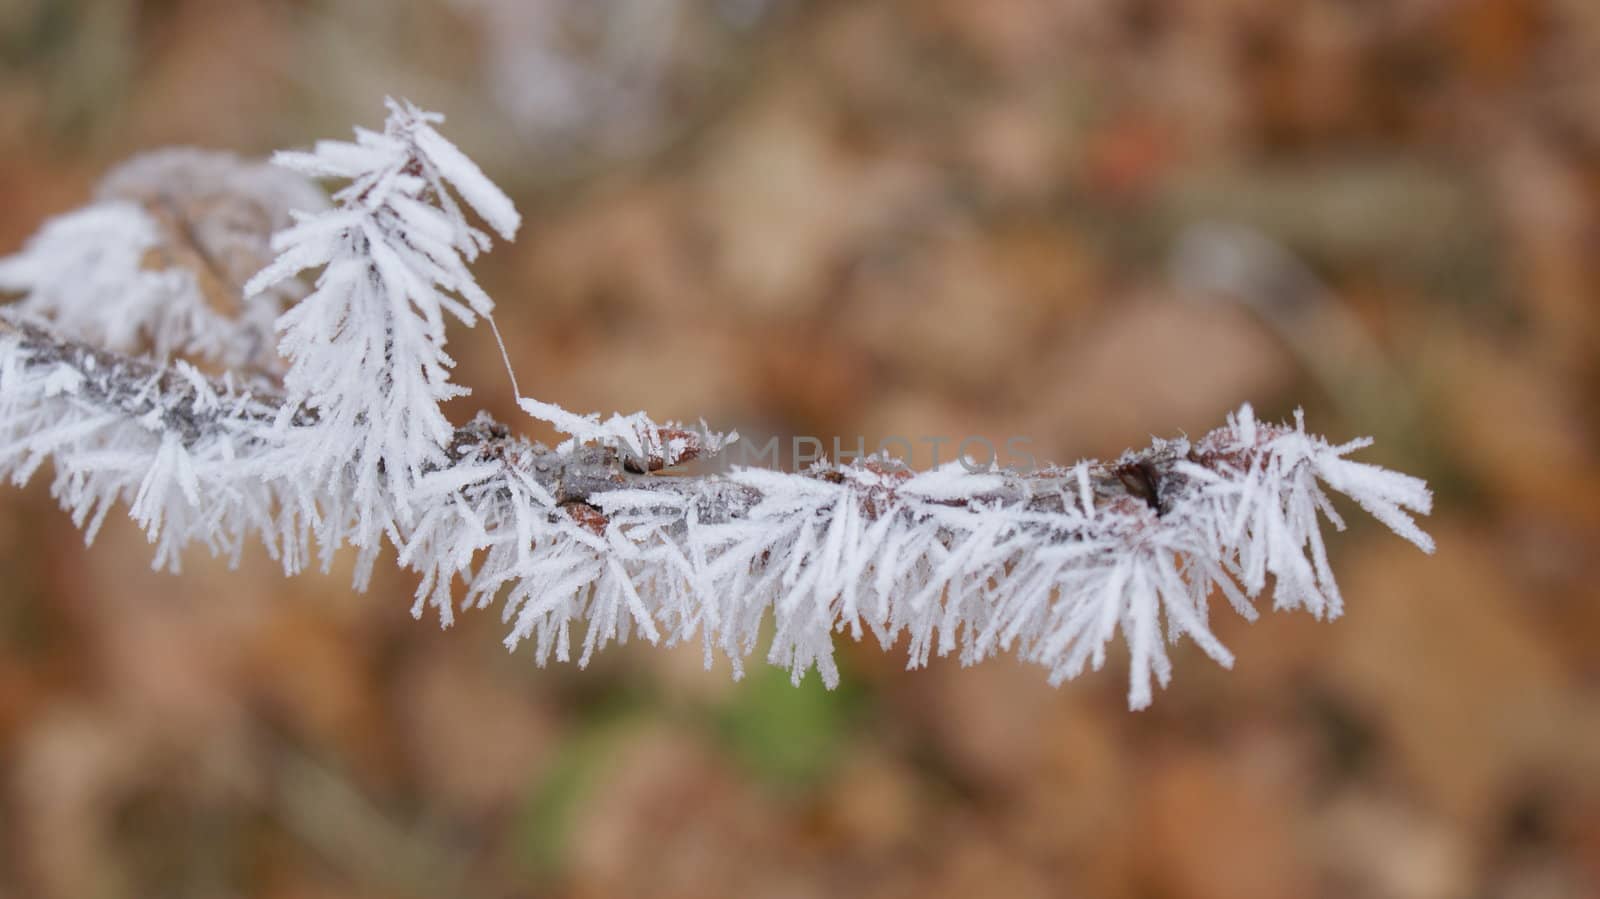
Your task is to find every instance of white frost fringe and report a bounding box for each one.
[406,404,1433,709]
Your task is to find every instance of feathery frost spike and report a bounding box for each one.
[0,102,1437,710]
[244,99,523,549]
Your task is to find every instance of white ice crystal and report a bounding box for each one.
[0,101,1436,709]
[518,396,735,472]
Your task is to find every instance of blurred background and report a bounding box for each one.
[1,0,1598,896]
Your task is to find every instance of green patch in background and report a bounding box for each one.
[513,661,873,879]
[709,663,871,791]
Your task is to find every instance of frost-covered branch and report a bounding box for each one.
[0,101,1436,708]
